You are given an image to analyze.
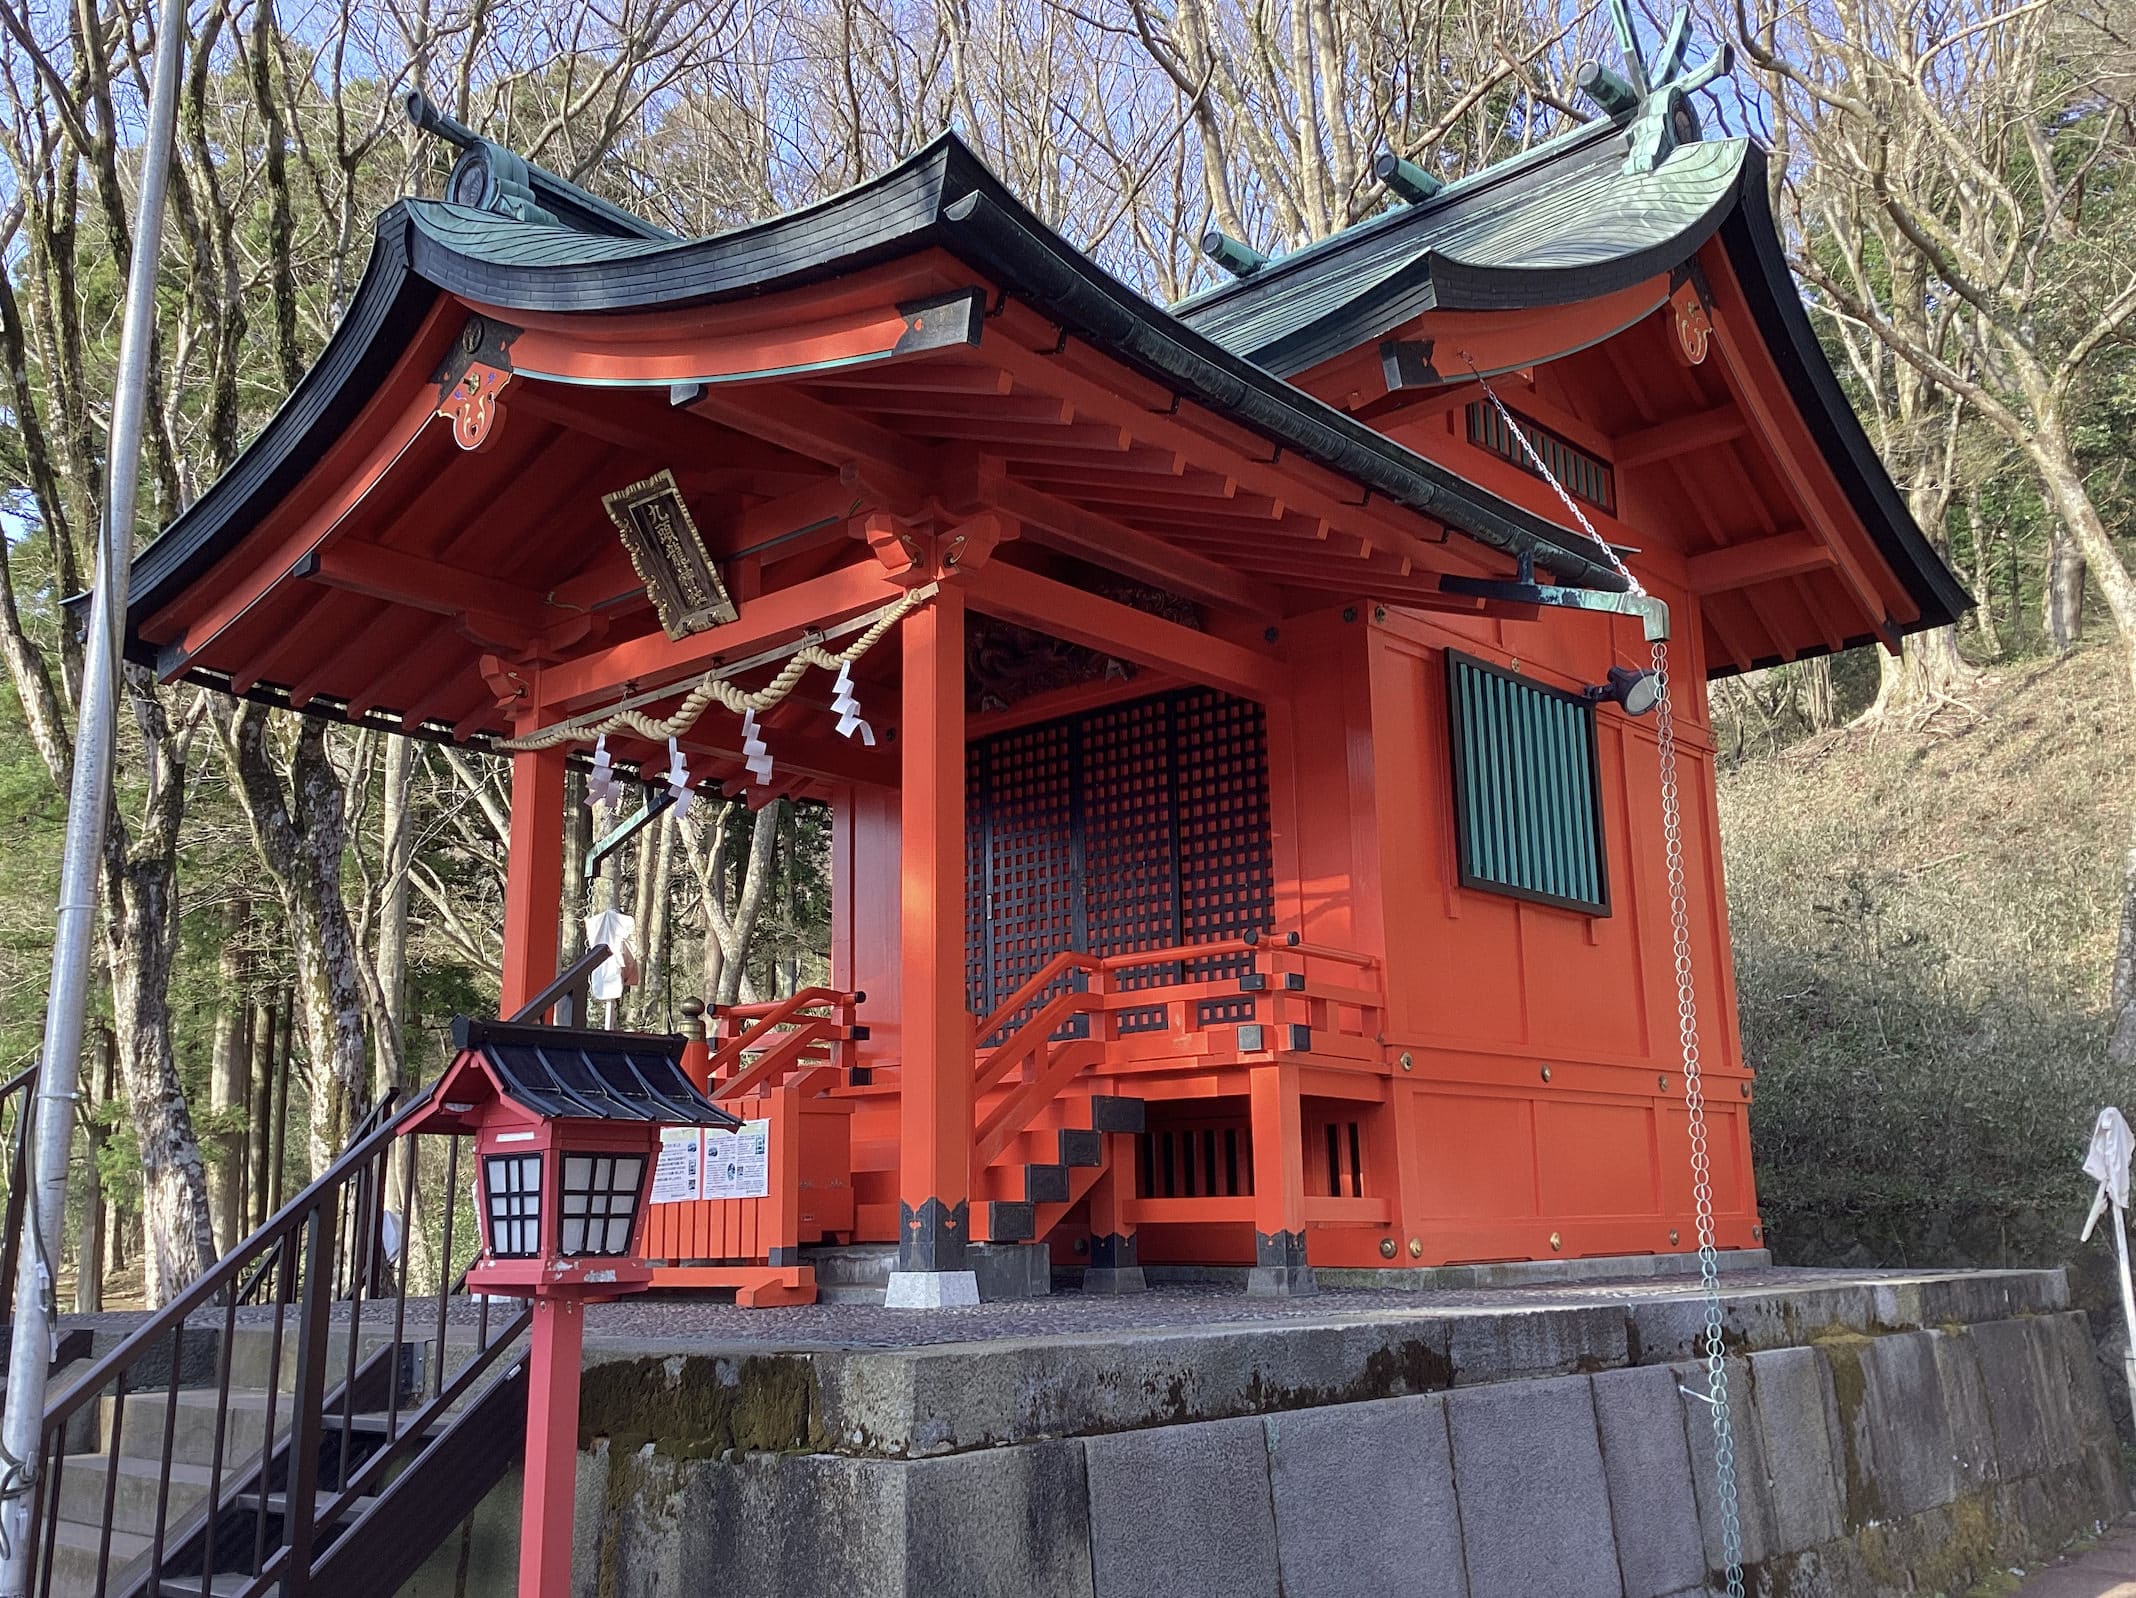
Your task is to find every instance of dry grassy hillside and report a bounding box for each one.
[1719,645,2134,1270]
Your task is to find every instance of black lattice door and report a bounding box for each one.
[1080,695,1183,1034]
[968,721,1080,1035]
[966,688,1274,1041]
[1174,691,1275,1024]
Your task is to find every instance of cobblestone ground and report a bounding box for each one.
[2006,1520,2136,1597]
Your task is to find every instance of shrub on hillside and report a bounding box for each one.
[1721,649,2133,1270]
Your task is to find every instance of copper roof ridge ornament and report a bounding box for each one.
[1575,2,1735,175]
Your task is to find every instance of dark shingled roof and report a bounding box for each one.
[1174,123,1750,374]
[119,131,1638,656]
[1170,120,1969,638]
[447,1017,739,1127]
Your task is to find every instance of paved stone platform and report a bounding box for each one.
[2012,1519,2136,1597]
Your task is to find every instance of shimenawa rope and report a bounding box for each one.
[499,588,930,753]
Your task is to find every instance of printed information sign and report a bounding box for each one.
[704,1119,771,1200]
[649,1127,703,1205]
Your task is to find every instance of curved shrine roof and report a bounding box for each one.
[1175,125,1751,374]
[126,133,1634,648]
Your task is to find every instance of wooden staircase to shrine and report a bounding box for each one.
[639,928,1389,1296]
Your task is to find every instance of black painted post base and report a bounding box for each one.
[1082,1232,1146,1295]
[887,1196,980,1308]
[1248,1228,1318,1297]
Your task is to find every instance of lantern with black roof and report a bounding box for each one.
[402,1012,739,1598]
[401,1015,739,1298]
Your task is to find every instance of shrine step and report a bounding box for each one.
[1088,1095,1147,1134]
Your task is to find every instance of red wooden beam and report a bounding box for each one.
[1686,530,1836,595]
[536,558,907,710]
[141,298,462,650]
[962,560,1285,701]
[1376,276,1676,392]
[1614,403,1750,470]
[1696,243,1912,638]
[499,742,568,1015]
[155,384,452,675]
[949,462,1280,616]
[504,379,812,473]
[896,584,973,1275]
[475,279,989,388]
[979,304,1487,579]
[895,417,1134,453]
[297,542,560,633]
[679,382,930,484]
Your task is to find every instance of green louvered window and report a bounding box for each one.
[1445,651,1610,915]
[1465,401,1616,513]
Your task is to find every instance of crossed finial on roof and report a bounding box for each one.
[1578,2,1734,175]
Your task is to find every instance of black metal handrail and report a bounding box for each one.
[22,1088,529,1598]
[0,1062,38,1329]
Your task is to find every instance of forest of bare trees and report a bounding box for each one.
[0,0,2131,1304]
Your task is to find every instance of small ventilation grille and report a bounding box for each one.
[1466,402,1615,513]
[1446,650,1610,914]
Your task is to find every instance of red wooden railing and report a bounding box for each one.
[969,930,1384,1171]
[704,987,864,1101]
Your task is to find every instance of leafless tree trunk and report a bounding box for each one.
[215,707,371,1173]
[248,999,278,1230]
[692,798,784,1006]
[2046,526,2085,653]
[207,899,251,1251]
[73,1029,115,1314]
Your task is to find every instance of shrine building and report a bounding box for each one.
[119,82,1966,1304]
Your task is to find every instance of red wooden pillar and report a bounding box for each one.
[501,743,569,1017]
[1248,1062,1316,1295]
[890,586,976,1296]
[519,1295,585,1598]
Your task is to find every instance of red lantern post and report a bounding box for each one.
[401,1016,737,1598]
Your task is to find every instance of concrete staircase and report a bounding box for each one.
[33,1322,483,1598]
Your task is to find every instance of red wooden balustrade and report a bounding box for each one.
[970,930,1384,1170]
[703,987,864,1101]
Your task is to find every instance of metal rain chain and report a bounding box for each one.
[1469,366,1747,1598]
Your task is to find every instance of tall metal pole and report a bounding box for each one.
[0,2,187,1587]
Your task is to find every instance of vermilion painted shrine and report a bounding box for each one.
[122,91,1966,1307]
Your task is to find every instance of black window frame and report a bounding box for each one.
[557,1149,648,1258]
[481,1151,545,1260]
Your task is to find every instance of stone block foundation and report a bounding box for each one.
[399,1270,2128,1598]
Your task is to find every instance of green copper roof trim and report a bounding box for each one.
[1171,113,1632,319]
[1174,132,1749,375]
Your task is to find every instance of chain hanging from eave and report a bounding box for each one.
[498,587,932,754]
[1467,361,1747,1598]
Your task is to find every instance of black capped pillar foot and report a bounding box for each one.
[1247,1228,1317,1297]
[887,1197,979,1308]
[1083,1232,1146,1295]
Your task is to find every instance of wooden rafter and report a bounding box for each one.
[1686,530,1835,594]
[962,561,1284,701]
[1613,403,1748,470]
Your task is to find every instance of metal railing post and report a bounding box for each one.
[279,1195,340,1596]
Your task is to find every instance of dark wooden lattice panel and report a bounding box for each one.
[1172,689,1276,1023]
[1080,696,1183,1035]
[965,746,989,1015]
[964,685,1275,1044]
[973,720,1081,1037]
